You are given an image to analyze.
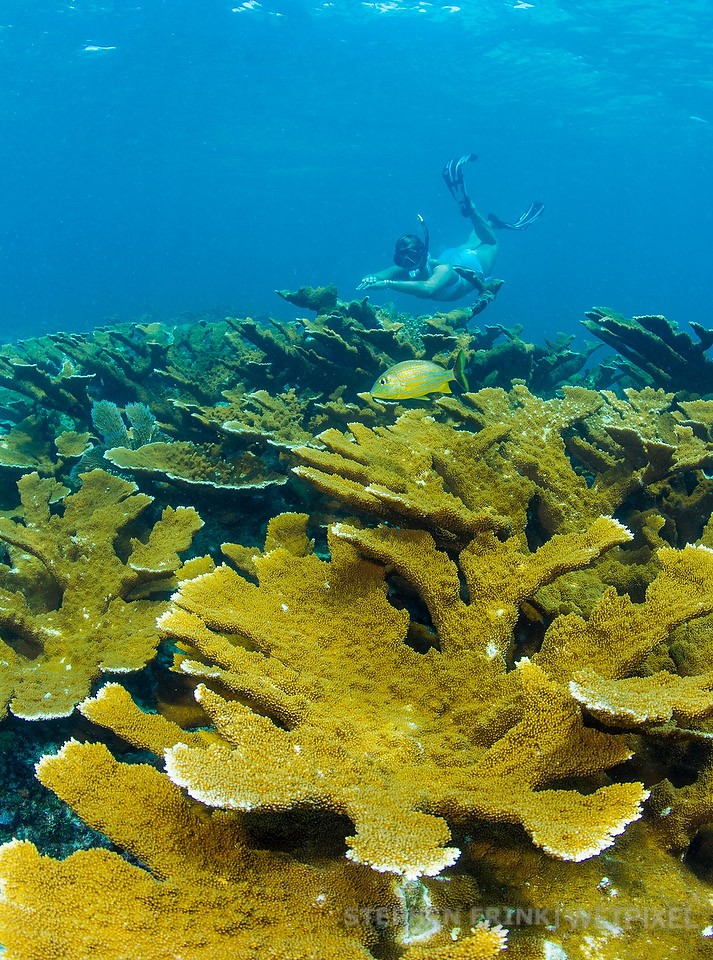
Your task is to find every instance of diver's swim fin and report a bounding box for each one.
[488,200,545,230]
[442,153,478,217]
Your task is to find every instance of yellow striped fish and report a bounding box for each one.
[369,350,469,400]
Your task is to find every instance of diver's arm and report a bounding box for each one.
[357,265,404,289]
[359,264,454,300]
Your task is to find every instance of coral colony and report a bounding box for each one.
[0,290,712,958]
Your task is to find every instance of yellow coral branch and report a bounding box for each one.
[0,469,202,719]
[0,739,497,959]
[570,667,713,726]
[537,543,713,681]
[156,514,649,875]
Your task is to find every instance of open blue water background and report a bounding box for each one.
[0,0,711,344]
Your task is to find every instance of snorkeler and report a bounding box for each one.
[357,154,543,315]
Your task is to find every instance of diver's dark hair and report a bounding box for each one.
[394,234,426,270]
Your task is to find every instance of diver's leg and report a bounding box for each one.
[442,155,497,245]
[470,237,498,275]
[464,202,498,247]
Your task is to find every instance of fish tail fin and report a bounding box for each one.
[453,349,470,392]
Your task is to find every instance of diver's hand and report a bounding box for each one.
[357,275,386,291]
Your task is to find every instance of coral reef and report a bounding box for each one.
[91,398,159,449]
[0,416,60,474]
[295,384,713,549]
[0,317,252,428]
[0,295,713,959]
[226,299,436,397]
[465,324,601,393]
[294,409,518,544]
[0,469,203,719]
[104,440,286,493]
[0,354,94,419]
[276,282,340,313]
[467,818,713,959]
[155,513,648,876]
[582,307,713,394]
[220,389,318,448]
[0,698,507,960]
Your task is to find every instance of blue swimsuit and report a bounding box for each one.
[428,246,488,299]
[436,246,486,275]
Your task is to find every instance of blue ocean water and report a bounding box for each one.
[0,0,711,343]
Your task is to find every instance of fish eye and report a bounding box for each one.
[379,377,386,384]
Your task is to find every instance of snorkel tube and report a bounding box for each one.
[409,213,430,277]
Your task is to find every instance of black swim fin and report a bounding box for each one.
[442,153,478,217]
[488,200,544,230]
